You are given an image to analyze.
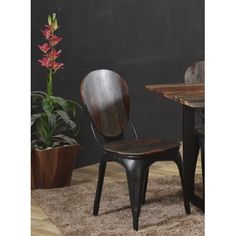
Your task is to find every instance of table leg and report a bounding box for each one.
[183,105,204,211]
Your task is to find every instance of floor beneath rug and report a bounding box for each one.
[32,160,204,236]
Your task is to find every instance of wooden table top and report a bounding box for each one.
[146,83,204,108]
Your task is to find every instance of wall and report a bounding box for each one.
[31,0,204,167]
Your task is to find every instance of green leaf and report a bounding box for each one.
[52,13,56,20]
[53,19,58,30]
[31,139,44,149]
[55,110,77,132]
[47,113,56,131]
[50,96,68,111]
[66,100,82,118]
[31,113,42,126]
[32,91,47,97]
[31,91,47,103]
[35,116,52,147]
[42,99,55,130]
[48,14,52,25]
[42,98,51,112]
[53,134,78,145]
[51,141,61,147]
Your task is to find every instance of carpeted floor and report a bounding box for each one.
[32,175,204,236]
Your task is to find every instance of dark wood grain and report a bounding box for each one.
[103,138,180,157]
[81,69,130,137]
[146,83,204,108]
[31,145,79,189]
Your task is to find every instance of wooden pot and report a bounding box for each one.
[31,145,79,189]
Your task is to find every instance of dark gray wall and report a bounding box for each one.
[31,0,204,167]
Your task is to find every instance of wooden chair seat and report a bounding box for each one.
[103,138,180,157]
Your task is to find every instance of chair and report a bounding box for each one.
[80,69,190,231]
[184,61,205,197]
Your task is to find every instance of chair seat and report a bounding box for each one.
[103,138,180,157]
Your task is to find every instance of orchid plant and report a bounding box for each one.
[38,13,63,96]
[31,13,82,150]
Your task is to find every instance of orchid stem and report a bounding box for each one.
[47,68,53,96]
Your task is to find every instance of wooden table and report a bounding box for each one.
[146,83,204,211]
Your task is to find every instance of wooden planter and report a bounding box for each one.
[31,145,79,189]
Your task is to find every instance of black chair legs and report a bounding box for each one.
[93,152,190,231]
[93,159,107,216]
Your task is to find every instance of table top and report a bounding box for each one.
[145,83,204,108]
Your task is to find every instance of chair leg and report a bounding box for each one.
[189,136,200,196]
[174,152,191,214]
[198,135,204,188]
[93,160,107,216]
[201,147,205,200]
[199,137,205,200]
[196,133,204,200]
[123,159,147,231]
[142,168,149,204]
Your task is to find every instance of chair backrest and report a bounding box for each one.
[184,61,205,123]
[184,61,205,84]
[80,69,130,138]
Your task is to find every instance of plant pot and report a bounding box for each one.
[31,144,79,189]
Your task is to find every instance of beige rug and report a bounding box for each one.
[32,175,204,236]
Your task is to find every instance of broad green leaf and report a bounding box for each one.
[47,113,56,130]
[55,110,77,132]
[36,116,51,146]
[53,134,78,145]
[66,99,82,118]
[51,96,68,111]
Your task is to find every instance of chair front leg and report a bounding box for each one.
[142,168,149,204]
[122,159,148,231]
[93,157,107,216]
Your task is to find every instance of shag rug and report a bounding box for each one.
[32,175,204,236]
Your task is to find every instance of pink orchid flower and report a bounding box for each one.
[41,28,52,39]
[38,43,50,53]
[38,57,51,68]
[50,35,62,46]
[51,62,64,71]
[47,49,62,60]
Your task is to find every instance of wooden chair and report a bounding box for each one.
[184,61,205,197]
[80,69,190,231]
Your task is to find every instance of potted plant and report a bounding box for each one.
[31,13,82,189]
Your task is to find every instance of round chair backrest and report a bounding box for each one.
[184,61,205,84]
[80,69,130,138]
